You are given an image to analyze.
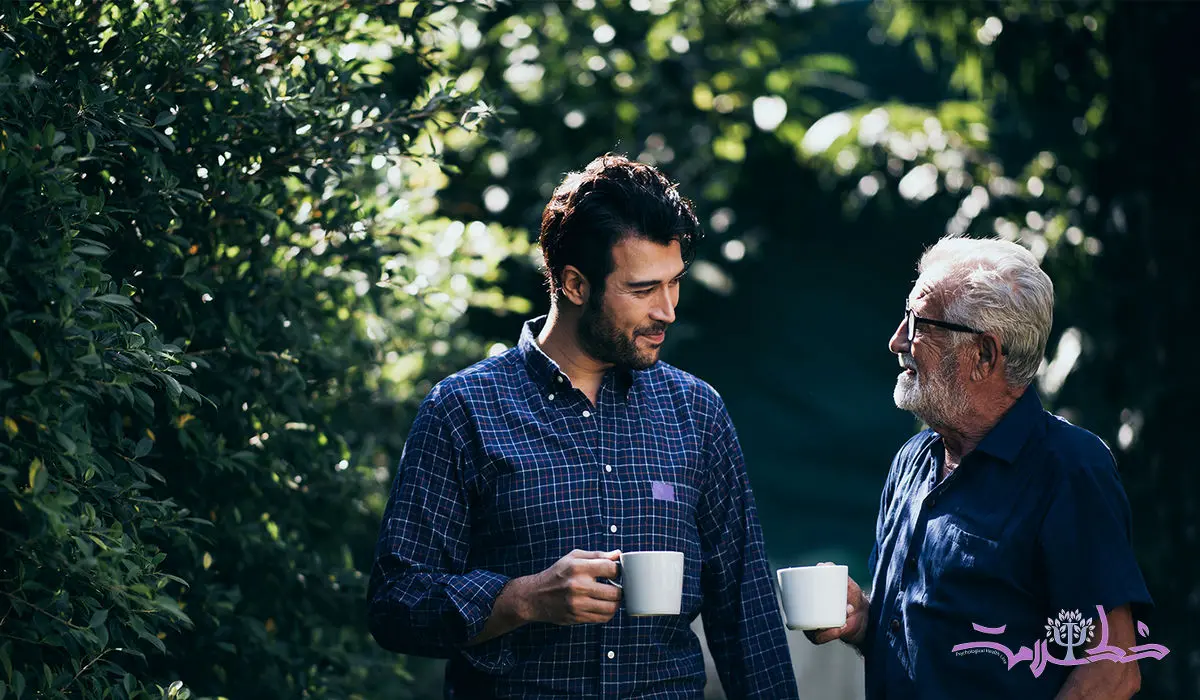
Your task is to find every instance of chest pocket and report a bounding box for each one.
[919,518,1005,618]
[633,477,700,556]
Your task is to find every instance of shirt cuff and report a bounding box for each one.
[446,569,516,674]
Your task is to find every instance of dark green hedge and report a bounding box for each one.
[0,1,525,697]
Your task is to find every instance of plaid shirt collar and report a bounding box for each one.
[517,315,637,399]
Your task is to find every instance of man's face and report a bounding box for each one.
[577,236,684,370]
[887,277,969,427]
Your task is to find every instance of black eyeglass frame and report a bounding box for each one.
[904,300,985,343]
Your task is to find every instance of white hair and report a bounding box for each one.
[918,237,1054,388]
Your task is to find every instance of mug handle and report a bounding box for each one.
[602,559,622,589]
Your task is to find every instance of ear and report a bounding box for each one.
[973,332,1004,381]
[560,265,590,307]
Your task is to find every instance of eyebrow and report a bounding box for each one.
[625,269,688,289]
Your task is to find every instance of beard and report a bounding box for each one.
[893,348,966,428]
[577,295,666,371]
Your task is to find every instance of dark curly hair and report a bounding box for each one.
[538,153,701,301]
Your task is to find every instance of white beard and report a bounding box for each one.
[893,353,964,427]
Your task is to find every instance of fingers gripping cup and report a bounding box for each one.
[777,564,849,631]
[611,551,685,616]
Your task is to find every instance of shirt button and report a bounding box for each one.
[605,464,613,473]
[609,525,618,533]
[547,393,555,401]
[582,410,592,418]
[606,650,615,659]
[557,375,564,383]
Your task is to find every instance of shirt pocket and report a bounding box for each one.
[634,478,700,556]
[920,518,1005,618]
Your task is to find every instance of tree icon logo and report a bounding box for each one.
[1045,609,1095,660]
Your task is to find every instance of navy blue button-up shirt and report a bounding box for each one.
[865,388,1152,699]
[368,316,797,699]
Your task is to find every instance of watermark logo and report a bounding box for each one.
[1045,609,1093,661]
[952,605,1169,678]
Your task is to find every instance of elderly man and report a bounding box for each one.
[810,237,1151,699]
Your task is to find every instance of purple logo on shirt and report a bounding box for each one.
[651,481,675,502]
[952,605,1169,677]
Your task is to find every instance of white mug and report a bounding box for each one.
[611,551,684,616]
[777,564,848,631]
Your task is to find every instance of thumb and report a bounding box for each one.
[601,550,622,560]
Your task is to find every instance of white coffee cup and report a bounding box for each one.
[612,551,684,616]
[777,564,848,631]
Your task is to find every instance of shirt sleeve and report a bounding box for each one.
[367,389,515,673]
[862,455,898,660]
[1038,443,1152,620]
[866,456,898,592]
[696,401,799,699]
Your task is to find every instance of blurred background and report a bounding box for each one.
[1,0,1196,698]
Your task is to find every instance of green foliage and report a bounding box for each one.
[0,0,525,697]
[430,0,868,306]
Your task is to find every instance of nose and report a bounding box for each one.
[651,286,677,325]
[888,316,909,356]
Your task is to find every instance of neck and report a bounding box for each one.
[931,387,1024,464]
[536,304,609,396]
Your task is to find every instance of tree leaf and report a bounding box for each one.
[0,641,12,682]
[55,431,77,455]
[8,330,38,360]
[88,608,109,629]
[135,437,153,458]
[162,375,182,403]
[90,294,134,308]
[29,458,46,493]
[16,371,46,386]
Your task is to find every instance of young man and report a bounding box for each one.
[368,154,798,698]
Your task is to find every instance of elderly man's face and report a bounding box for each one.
[888,277,969,427]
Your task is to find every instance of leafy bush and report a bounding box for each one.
[0,1,526,697]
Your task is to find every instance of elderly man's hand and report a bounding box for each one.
[805,567,869,647]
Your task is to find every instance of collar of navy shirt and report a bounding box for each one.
[932,386,1048,474]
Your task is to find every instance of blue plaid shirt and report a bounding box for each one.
[368,316,798,699]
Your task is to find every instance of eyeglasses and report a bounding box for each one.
[904,300,984,343]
